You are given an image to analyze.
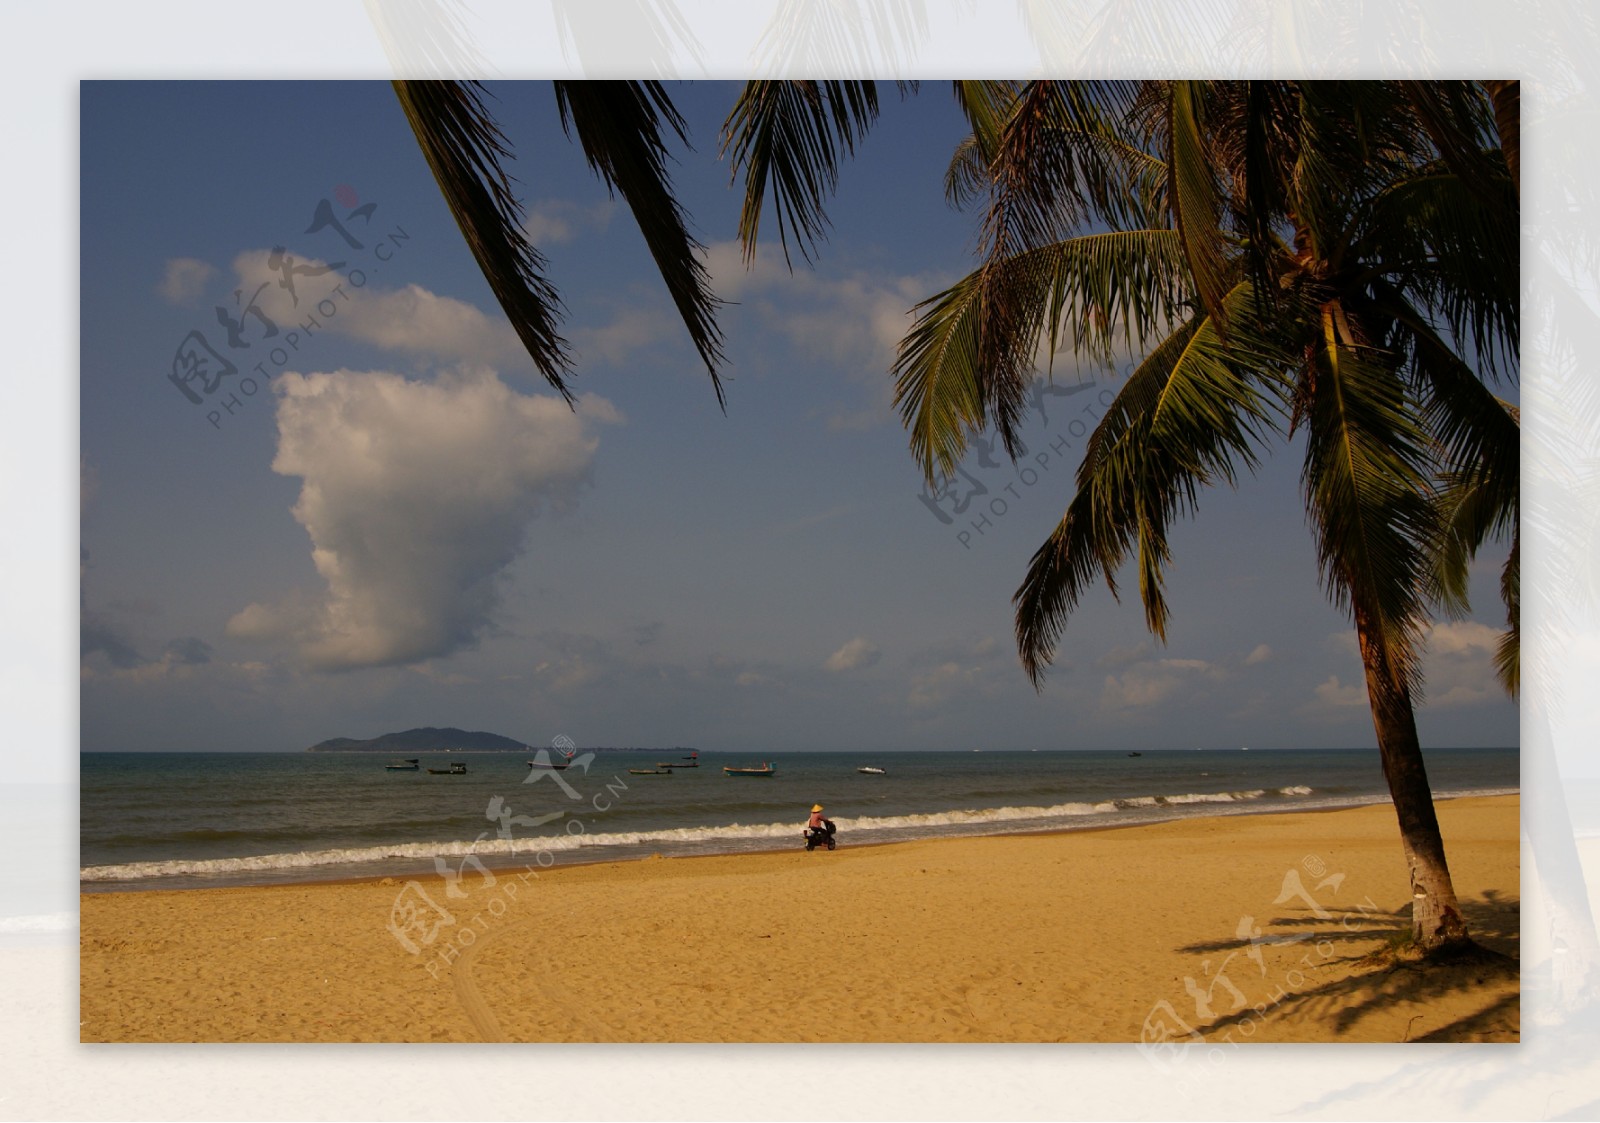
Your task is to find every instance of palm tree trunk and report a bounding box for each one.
[1352,602,1472,951]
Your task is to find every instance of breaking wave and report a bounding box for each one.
[80,784,1325,884]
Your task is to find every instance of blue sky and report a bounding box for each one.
[78,80,1520,755]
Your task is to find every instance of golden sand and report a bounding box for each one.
[79,794,1518,1043]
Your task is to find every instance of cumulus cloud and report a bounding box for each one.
[159,257,216,304]
[1101,658,1225,712]
[227,368,620,671]
[523,198,614,246]
[907,660,984,710]
[571,306,678,369]
[825,636,881,673]
[1245,644,1274,666]
[228,251,525,368]
[703,239,931,428]
[1421,620,1508,708]
[1313,675,1367,708]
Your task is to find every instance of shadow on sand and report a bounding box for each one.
[1174,891,1520,1042]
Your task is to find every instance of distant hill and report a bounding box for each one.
[306,727,529,753]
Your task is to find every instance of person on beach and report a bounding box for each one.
[804,803,836,850]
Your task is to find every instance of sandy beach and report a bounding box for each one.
[79,794,1519,1043]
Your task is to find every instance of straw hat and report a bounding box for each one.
[811,804,824,812]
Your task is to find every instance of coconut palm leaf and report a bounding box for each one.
[1166,80,1230,330]
[392,79,574,399]
[1363,166,1519,380]
[553,81,727,406]
[894,228,1192,484]
[1015,280,1280,683]
[721,80,890,267]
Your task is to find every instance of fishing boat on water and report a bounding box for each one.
[385,759,420,771]
[857,766,887,775]
[428,762,468,774]
[528,747,578,771]
[723,762,775,777]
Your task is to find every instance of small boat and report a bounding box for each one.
[857,766,887,775]
[1127,752,1142,758]
[723,762,775,777]
[385,759,420,771]
[675,751,700,769]
[528,748,577,771]
[628,767,669,776]
[428,762,468,774]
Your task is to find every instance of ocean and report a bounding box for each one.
[78,747,1520,892]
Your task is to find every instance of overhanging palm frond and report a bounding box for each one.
[1401,80,1505,203]
[1015,282,1279,684]
[1364,167,1519,380]
[392,80,574,399]
[894,229,1192,484]
[1481,80,1520,196]
[554,81,727,406]
[721,80,889,267]
[1166,81,1231,332]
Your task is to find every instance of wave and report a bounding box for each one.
[80,784,1322,883]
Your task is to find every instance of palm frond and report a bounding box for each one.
[1166,81,1231,331]
[554,81,727,406]
[1481,80,1519,196]
[391,80,573,399]
[721,80,888,268]
[1363,167,1518,381]
[1015,282,1280,684]
[895,229,1192,484]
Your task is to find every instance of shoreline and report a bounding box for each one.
[79,785,1520,894]
[81,794,1520,1042]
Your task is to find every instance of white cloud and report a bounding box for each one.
[227,368,620,671]
[1426,620,1501,657]
[1313,675,1367,708]
[703,239,934,428]
[825,636,881,673]
[1420,621,1508,709]
[571,305,677,368]
[523,199,614,246]
[159,257,216,304]
[908,660,983,710]
[1100,658,1225,712]
[1245,643,1273,666]
[229,251,525,368]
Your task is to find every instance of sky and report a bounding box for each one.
[78,80,1521,756]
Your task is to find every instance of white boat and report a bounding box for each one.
[857,766,887,775]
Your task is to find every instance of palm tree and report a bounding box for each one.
[882,80,1518,953]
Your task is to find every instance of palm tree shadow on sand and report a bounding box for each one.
[1175,892,1521,1042]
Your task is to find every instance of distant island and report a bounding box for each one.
[306,727,528,753]
[305,727,695,754]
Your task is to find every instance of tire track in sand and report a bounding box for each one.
[448,905,612,1041]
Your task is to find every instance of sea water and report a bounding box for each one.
[79,747,1519,891]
